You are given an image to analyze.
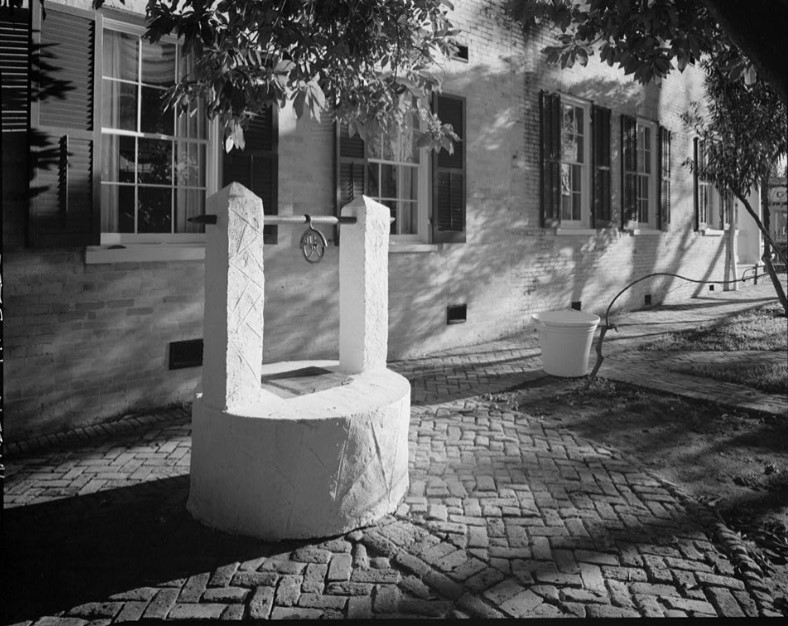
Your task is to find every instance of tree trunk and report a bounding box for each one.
[724,200,738,291]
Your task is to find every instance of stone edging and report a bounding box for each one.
[604,446,782,619]
[653,476,782,618]
[3,406,190,458]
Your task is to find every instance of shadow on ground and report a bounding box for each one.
[1,477,309,623]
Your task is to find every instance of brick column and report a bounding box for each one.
[201,183,265,410]
[339,196,391,373]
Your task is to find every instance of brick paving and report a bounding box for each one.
[2,282,785,622]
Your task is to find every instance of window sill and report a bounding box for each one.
[389,242,439,254]
[625,228,663,236]
[699,228,725,237]
[85,244,206,264]
[555,228,598,236]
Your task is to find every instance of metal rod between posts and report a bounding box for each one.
[264,215,357,225]
[265,215,395,224]
[188,214,395,225]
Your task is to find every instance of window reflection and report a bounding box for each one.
[100,27,206,237]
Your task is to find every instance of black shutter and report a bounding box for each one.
[658,125,671,228]
[540,91,561,227]
[432,93,466,243]
[693,137,701,230]
[222,106,278,243]
[29,4,98,247]
[592,105,612,227]
[620,114,637,228]
[335,121,367,208]
[334,120,367,244]
[1,6,30,133]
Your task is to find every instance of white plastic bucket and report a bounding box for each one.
[532,310,600,377]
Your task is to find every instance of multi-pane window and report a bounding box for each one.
[636,124,653,224]
[366,113,426,238]
[100,25,207,239]
[541,92,597,228]
[695,139,732,230]
[335,92,465,244]
[559,102,587,222]
[622,117,658,228]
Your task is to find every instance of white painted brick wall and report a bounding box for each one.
[3,0,732,438]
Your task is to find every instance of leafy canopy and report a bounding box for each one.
[681,52,787,202]
[119,0,461,152]
[506,0,746,86]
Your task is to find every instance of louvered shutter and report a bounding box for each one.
[334,120,367,245]
[693,137,703,230]
[658,125,671,228]
[539,91,561,227]
[222,106,278,243]
[432,93,466,243]
[335,122,367,207]
[592,105,612,227]
[29,4,98,247]
[620,114,637,228]
[1,6,30,133]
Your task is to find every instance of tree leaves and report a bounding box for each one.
[506,0,738,87]
[224,118,246,152]
[141,0,459,153]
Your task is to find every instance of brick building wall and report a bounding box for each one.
[3,0,731,440]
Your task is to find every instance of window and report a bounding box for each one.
[365,111,428,240]
[694,138,732,231]
[558,99,590,224]
[622,117,658,229]
[541,92,610,228]
[335,93,466,244]
[100,22,208,242]
[28,3,276,252]
[621,116,672,231]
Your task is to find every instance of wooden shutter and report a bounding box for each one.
[1,6,30,133]
[335,120,367,209]
[658,125,671,228]
[334,120,367,244]
[540,91,561,227]
[693,137,702,230]
[432,93,466,243]
[222,106,278,243]
[620,114,637,228]
[592,105,612,227]
[29,3,98,247]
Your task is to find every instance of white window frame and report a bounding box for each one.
[697,140,731,233]
[366,142,430,243]
[700,188,733,233]
[558,95,592,229]
[634,117,658,230]
[99,18,217,246]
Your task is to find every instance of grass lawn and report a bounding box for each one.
[669,360,788,394]
[640,301,787,352]
[639,302,788,393]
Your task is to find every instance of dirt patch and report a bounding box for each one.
[495,376,788,611]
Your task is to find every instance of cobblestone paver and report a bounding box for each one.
[3,282,784,622]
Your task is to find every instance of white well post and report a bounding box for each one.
[188,185,411,540]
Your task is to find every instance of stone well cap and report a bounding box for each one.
[532,310,601,327]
